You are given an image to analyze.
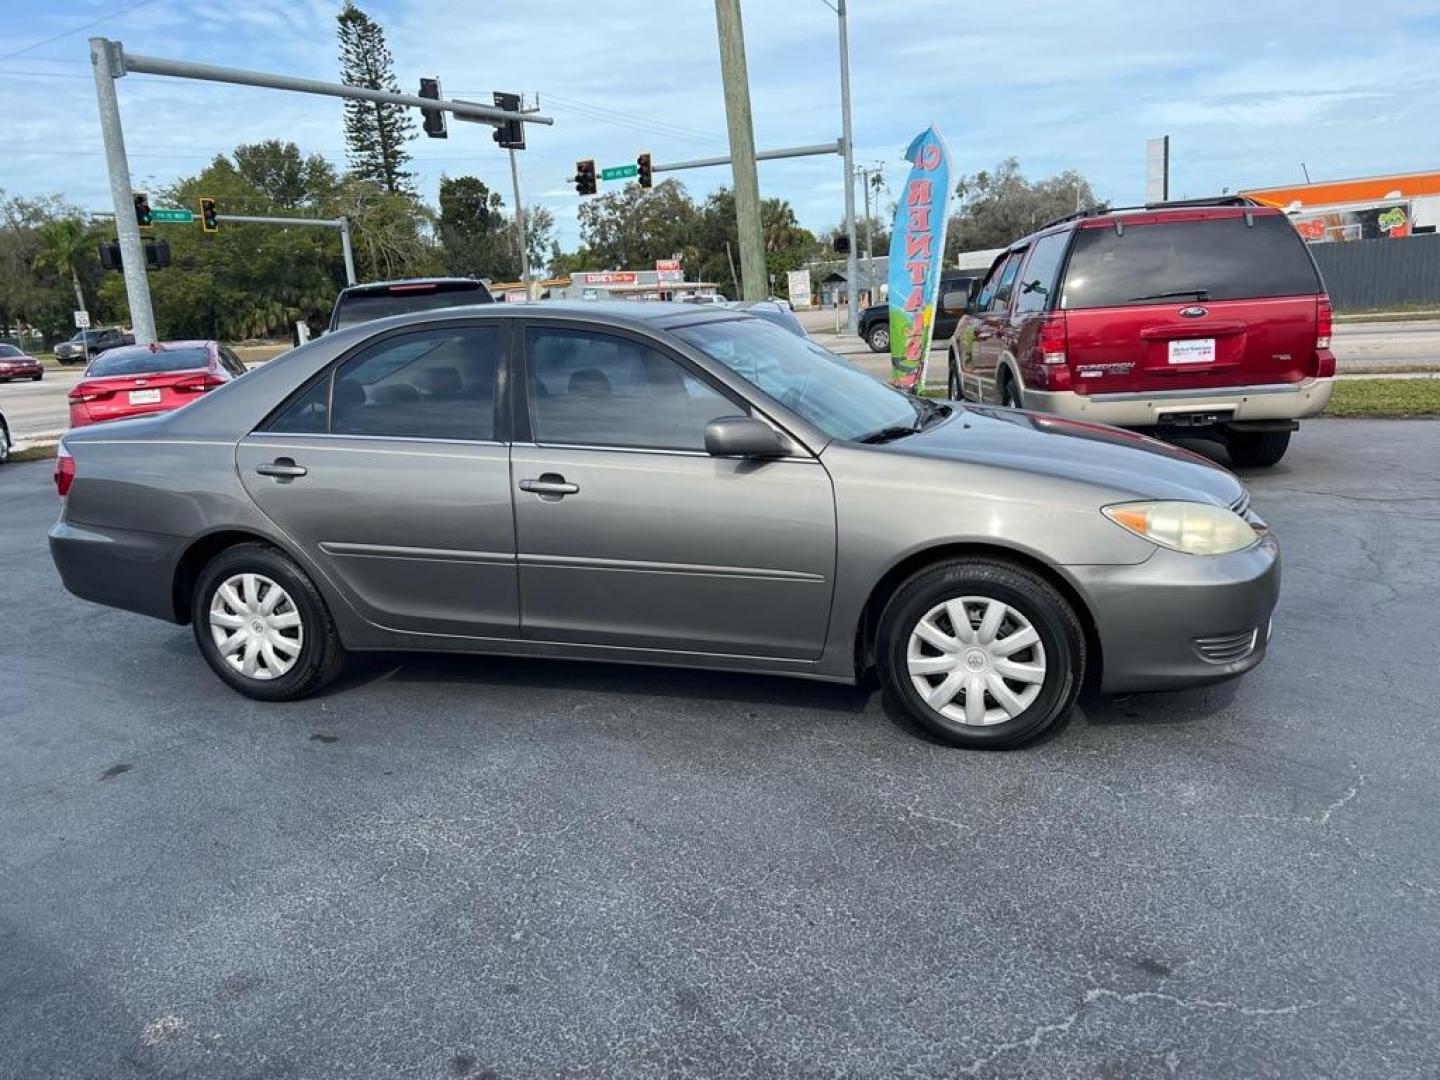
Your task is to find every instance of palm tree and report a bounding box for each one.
[33,218,93,314]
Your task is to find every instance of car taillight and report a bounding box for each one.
[68,383,115,403]
[173,373,227,394]
[1316,296,1333,350]
[1039,311,1068,366]
[54,444,75,497]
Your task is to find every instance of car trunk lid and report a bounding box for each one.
[70,366,216,423]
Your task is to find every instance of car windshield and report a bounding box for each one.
[675,317,921,441]
[0,344,21,357]
[334,285,492,329]
[89,346,210,376]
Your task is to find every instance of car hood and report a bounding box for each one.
[891,404,1245,507]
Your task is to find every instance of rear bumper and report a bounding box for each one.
[1024,377,1334,428]
[49,519,185,623]
[1069,535,1281,693]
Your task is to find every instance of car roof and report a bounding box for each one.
[339,277,485,296]
[320,300,752,342]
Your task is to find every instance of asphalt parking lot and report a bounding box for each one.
[3,419,1439,1079]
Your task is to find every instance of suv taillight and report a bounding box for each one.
[54,443,75,498]
[1039,311,1068,366]
[1316,296,1333,350]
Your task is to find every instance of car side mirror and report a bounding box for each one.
[940,290,969,316]
[704,416,790,459]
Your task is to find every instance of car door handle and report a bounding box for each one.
[519,475,579,496]
[256,460,307,479]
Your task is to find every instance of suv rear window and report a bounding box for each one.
[332,283,493,329]
[1061,214,1319,309]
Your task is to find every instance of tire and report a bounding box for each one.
[191,542,347,702]
[876,558,1085,749]
[947,355,964,401]
[32,372,43,382]
[0,423,10,465]
[1226,430,1290,468]
[866,324,890,352]
[1000,375,1023,409]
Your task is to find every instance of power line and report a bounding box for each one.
[0,0,161,63]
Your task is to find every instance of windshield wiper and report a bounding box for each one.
[1127,288,1209,302]
[857,424,921,444]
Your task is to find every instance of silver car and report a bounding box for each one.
[49,303,1278,749]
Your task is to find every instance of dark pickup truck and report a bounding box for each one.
[859,271,984,352]
[54,327,136,365]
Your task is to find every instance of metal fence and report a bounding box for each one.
[1310,233,1440,311]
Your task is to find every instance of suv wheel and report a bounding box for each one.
[947,355,964,401]
[1226,430,1290,468]
[192,543,347,702]
[866,324,890,352]
[1000,375,1023,409]
[0,423,10,465]
[876,558,1084,749]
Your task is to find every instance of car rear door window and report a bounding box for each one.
[1014,233,1069,314]
[267,326,500,440]
[1061,214,1321,309]
[525,326,733,451]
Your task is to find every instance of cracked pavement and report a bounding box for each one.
[2,419,1438,1079]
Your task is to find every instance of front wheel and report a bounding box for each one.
[192,543,347,702]
[947,354,964,400]
[0,424,10,464]
[876,558,1085,749]
[1226,430,1290,468]
[866,324,890,352]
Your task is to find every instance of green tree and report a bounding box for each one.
[32,217,96,314]
[695,187,815,298]
[577,179,700,272]
[337,1,415,195]
[437,175,513,279]
[517,205,555,276]
[946,157,1098,256]
[0,192,112,344]
[334,178,437,282]
[233,140,339,210]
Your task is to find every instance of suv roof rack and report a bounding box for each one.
[1140,195,1262,210]
[1033,204,1111,233]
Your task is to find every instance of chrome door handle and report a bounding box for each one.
[256,461,308,479]
[519,476,579,496]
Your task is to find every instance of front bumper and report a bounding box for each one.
[1069,534,1281,693]
[1025,378,1334,428]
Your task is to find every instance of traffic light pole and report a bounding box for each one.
[835,0,859,336]
[215,214,357,286]
[89,37,157,345]
[650,140,842,174]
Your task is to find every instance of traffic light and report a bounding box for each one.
[832,234,851,254]
[99,240,122,271]
[199,197,218,233]
[574,159,596,196]
[492,91,524,150]
[144,239,171,270]
[419,77,447,139]
[637,151,652,189]
[133,192,151,228]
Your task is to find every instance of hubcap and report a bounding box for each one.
[874,329,889,348]
[208,573,304,680]
[906,596,1047,726]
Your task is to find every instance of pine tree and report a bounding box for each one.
[337,1,416,195]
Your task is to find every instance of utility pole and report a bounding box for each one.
[832,0,859,333]
[90,37,156,344]
[858,164,874,305]
[509,147,529,294]
[713,0,767,301]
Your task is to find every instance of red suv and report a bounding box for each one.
[946,197,1334,466]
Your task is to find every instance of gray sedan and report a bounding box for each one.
[49,303,1278,749]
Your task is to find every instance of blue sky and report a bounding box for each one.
[3,0,1438,253]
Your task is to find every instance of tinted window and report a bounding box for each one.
[89,346,210,376]
[526,326,733,451]
[1061,214,1321,309]
[333,284,493,329]
[1014,233,1070,314]
[0,345,21,357]
[675,318,920,442]
[988,253,1024,312]
[269,327,500,439]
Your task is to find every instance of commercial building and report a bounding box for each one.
[1243,170,1440,243]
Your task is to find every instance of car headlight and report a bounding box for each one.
[1103,500,1259,555]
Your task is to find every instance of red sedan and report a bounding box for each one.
[68,340,248,428]
[0,344,44,382]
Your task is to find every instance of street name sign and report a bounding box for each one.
[601,164,638,181]
[151,208,194,223]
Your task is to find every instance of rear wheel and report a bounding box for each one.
[876,558,1084,749]
[867,324,890,352]
[947,353,965,400]
[0,423,10,464]
[1226,429,1291,468]
[1000,374,1023,409]
[191,543,347,701]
